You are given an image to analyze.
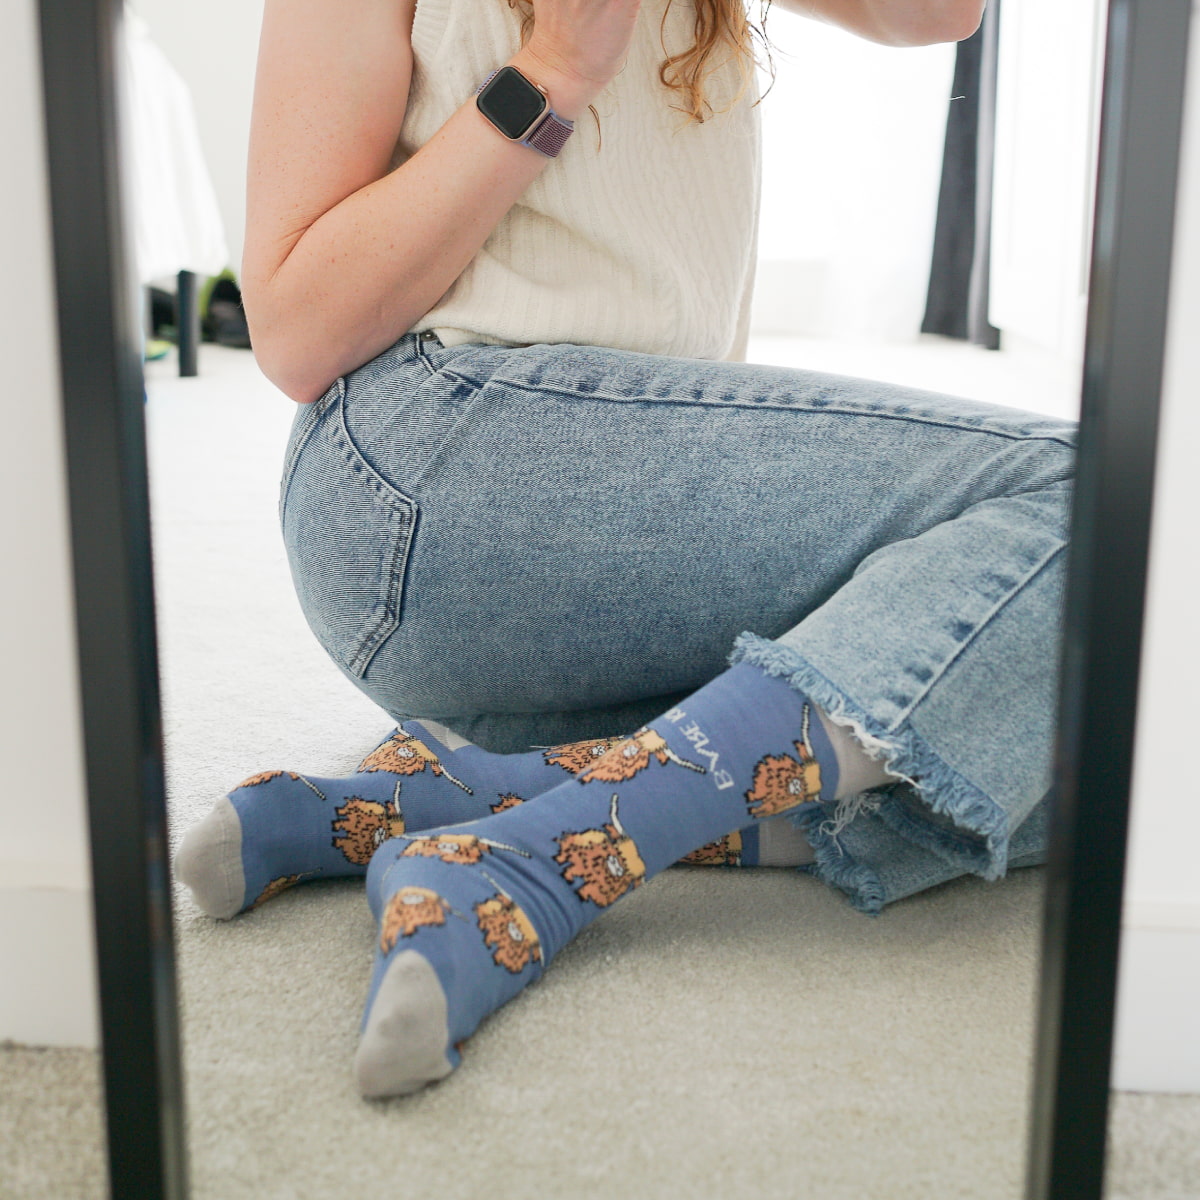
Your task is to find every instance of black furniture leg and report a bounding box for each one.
[176,268,199,377]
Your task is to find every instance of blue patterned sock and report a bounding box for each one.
[174,721,630,918]
[353,662,839,1097]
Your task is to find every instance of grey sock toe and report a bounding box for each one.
[174,797,246,920]
[354,951,454,1098]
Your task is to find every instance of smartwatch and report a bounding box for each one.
[475,66,575,158]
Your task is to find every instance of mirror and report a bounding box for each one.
[32,0,1193,1195]
[140,0,1082,1191]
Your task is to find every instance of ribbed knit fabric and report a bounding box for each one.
[393,0,762,362]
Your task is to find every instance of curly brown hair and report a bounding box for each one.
[503,0,778,144]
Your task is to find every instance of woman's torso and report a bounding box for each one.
[393,0,762,361]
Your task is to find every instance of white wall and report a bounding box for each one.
[0,0,99,1048]
[752,13,954,341]
[1111,0,1200,1095]
[990,0,1106,379]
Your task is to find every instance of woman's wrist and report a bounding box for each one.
[505,44,604,123]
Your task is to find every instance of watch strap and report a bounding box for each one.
[475,67,502,93]
[525,110,575,157]
[475,67,575,158]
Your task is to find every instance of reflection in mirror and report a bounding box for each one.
[130,0,1087,1194]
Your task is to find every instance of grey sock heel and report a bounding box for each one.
[174,797,246,920]
[354,951,454,1098]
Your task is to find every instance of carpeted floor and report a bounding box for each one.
[3,342,1197,1200]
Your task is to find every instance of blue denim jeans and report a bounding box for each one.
[279,330,1075,913]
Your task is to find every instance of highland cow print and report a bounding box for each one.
[475,894,543,973]
[491,793,527,814]
[680,830,743,867]
[542,737,624,776]
[379,887,451,953]
[401,834,490,865]
[400,832,532,865]
[745,742,823,818]
[356,732,472,794]
[234,769,326,802]
[236,769,299,789]
[251,874,305,908]
[331,796,406,865]
[555,796,647,906]
[576,727,705,784]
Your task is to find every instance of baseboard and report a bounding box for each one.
[1112,921,1200,1093]
[0,883,99,1048]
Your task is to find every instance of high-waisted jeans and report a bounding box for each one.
[279,330,1076,914]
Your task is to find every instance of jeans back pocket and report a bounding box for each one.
[279,380,418,679]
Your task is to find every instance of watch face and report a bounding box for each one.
[477,66,547,140]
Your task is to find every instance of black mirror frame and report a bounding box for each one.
[1026,2,1192,1195]
[36,0,186,1195]
[34,0,1191,1196]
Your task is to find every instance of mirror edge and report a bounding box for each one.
[1027,1,1193,1197]
[35,0,187,1196]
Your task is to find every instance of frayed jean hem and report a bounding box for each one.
[730,629,1019,913]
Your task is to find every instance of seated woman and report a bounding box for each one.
[176,0,1073,1098]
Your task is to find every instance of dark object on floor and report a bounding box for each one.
[202,275,252,349]
[149,285,175,340]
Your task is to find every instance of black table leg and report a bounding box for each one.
[176,269,199,377]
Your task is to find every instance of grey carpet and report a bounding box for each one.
[3,345,1196,1200]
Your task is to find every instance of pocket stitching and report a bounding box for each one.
[278,377,343,523]
[331,387,420,677]
[345,499,418,678]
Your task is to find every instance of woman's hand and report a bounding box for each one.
[522,0,645,90]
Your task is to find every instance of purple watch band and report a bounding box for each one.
[475,67,575,158]
[524,111,575,157]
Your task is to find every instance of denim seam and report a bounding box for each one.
[332,389,420,678]
[439,372,1077,448]
[278,377,343,524]
[890,537,1069,728]
[413,339,441,377]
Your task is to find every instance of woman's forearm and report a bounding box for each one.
[779,0,985,47]
[245,45,599,405]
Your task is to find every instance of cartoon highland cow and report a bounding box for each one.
[744,706,824,818]
[234,770,326,801]
[379,886,457,954]
[541,736,625,776]
[236,769,297,788]
[679,831,743,867]
[399,832,531,866]
[555,793,647,906]
[475,888,543,974]
[251,872,317,908]
[356,730,472,794]
[576,727,705,784]
[331,789,406,865]
[490,793,527,814]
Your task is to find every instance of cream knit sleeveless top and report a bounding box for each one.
[395,0,762,361]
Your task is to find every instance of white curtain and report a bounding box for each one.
[117,4,229,286]
[753,15,956,342]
